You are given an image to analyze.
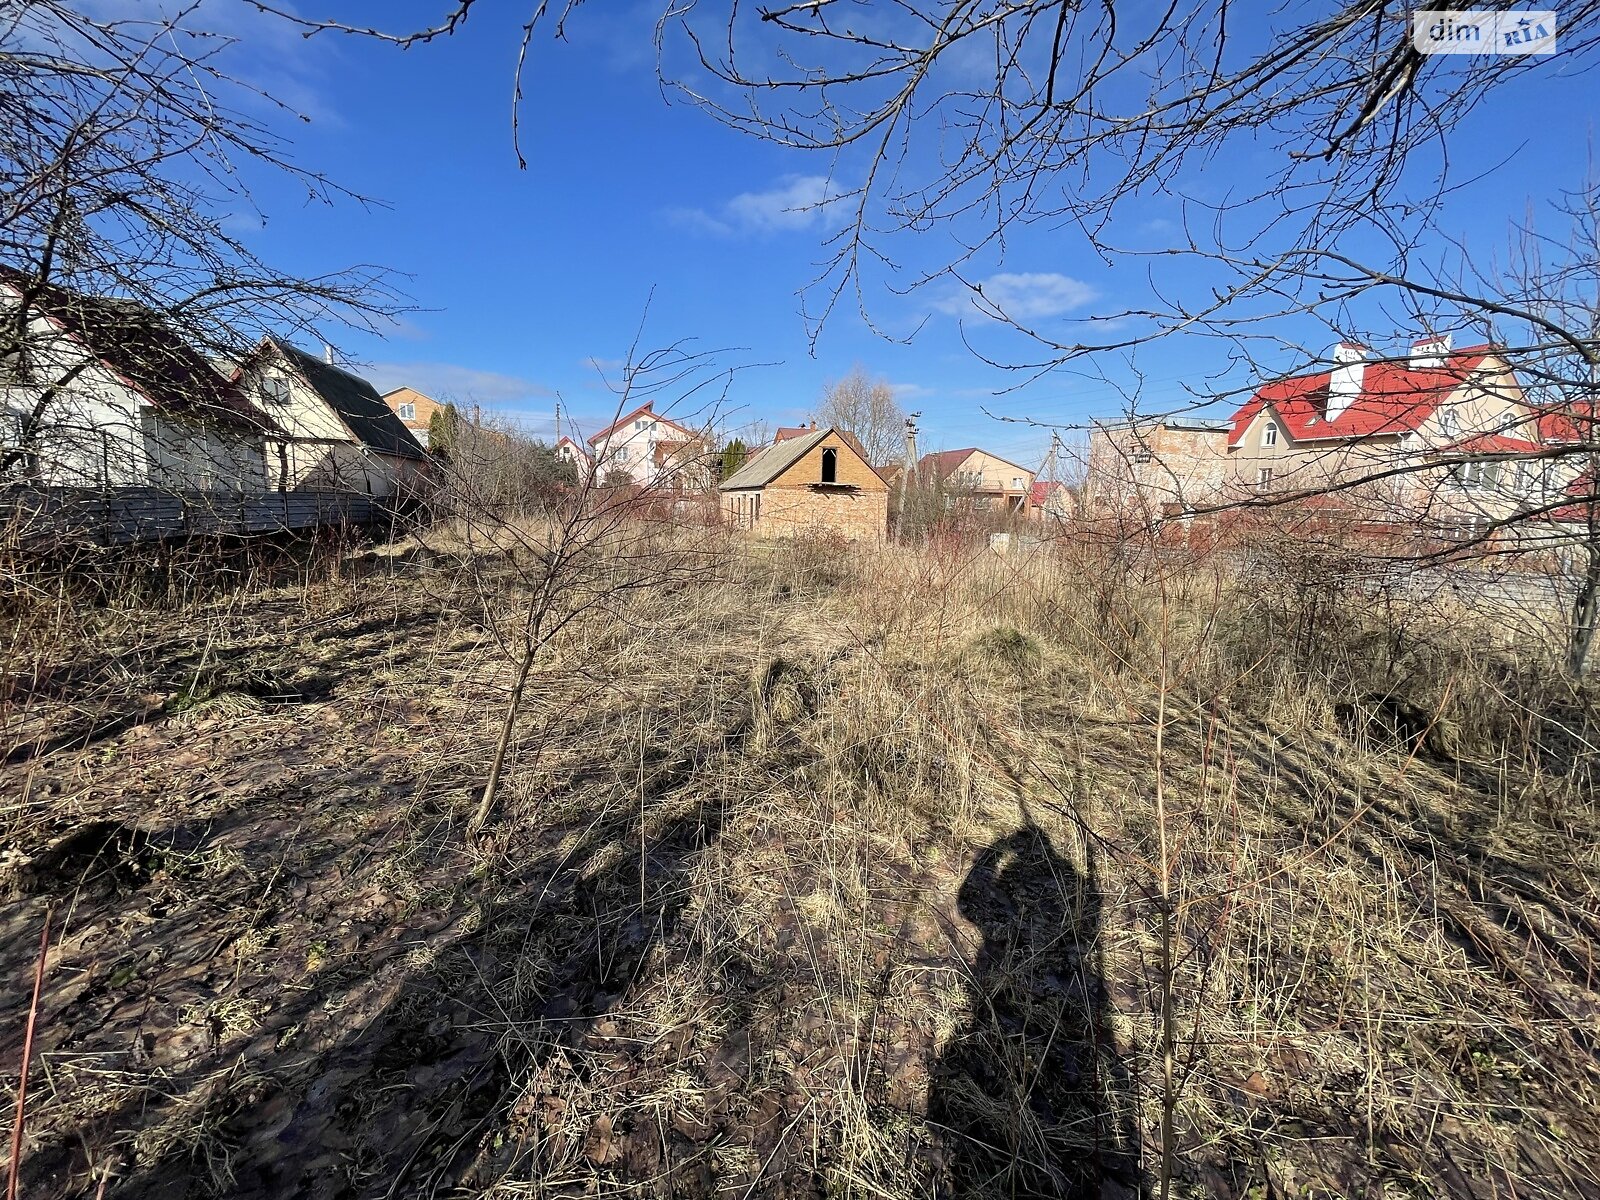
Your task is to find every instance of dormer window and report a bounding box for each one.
[1439,408,1462,439]
[821,447,838,484]
[1262,421,1279,447]
[261,373,290,405]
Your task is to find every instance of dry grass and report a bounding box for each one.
[0,526,1596,1198]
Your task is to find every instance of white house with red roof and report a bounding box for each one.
[1224,334,1583,533]
[586,401,708,488]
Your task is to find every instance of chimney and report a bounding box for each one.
[904,414,919,467]
[1328,342,1368,420]
[1410,332,1452,369]
[323,343,334,366]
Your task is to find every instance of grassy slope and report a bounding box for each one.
[0,534,1596,1198]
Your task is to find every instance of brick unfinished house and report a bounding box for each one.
[1082,417,1231,516]
[1224,335,1571,535]
[719,425,887,540]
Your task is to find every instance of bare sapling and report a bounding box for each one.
[413,332,740,837]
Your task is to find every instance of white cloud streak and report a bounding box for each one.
[668,175,843,237]
[933,272,1101,321]
[362,361,554,406]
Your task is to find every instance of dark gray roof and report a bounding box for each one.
[720,426,833,490]
[272,339,427,461]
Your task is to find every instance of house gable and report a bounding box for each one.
[721,426,884,492]
[771,431,887,491]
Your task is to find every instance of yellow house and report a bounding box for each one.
[917,447,1035,517]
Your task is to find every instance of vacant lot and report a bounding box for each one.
[2,531,1597,1198]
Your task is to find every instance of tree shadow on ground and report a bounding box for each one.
[929,824,1139,1199]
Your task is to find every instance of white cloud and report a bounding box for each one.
[669,175,843,238]
[889,381,933,400]
[362,361,554,405]
[933,273,1100,321]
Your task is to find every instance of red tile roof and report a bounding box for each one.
[1533,401,1597,444]
[1546,468,1598,523]
[1226,346,1496,447]
[587,402,698,446]
[1029,480,1067,506]
[773,425,813,442]
[1429,432,1541,456]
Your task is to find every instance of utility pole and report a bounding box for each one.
[895,413,921,541]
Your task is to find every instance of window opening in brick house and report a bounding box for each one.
[821,447,837,483]
[1263,421,1278,447]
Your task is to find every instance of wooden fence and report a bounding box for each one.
[0,486,385,545]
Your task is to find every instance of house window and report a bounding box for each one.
[1132,451,1153,465]
[754,493,761,523]
[397,403,416,422]
[635,419,648,431]
[1012,476,1024,489]
[1455,460,1501,490]
[261,373,290,405]
[1262,421,1278,447]
[1256,467,1274,488]
[615,446,630,463]
[821,447,837,484]
[1439,407,1462,439]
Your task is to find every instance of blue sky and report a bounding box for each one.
[198,2,1597,469]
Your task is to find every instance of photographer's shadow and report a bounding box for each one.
[930,825,1139,1198]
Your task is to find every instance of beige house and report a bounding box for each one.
[234,338,427,498]
[1083,418,1230,515]
[720,425,887,540]
[381,386,446,449]
[1224,336,1563,533]
[917,448,1035,517]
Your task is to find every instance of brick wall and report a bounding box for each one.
[771,433,887,491]
[757,486,887,540]
[1086,422,1228,512]
[382,387,444,446]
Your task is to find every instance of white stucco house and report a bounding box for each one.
[0,272,274,491]
[585,402,709,488]
[233,337,428,498]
